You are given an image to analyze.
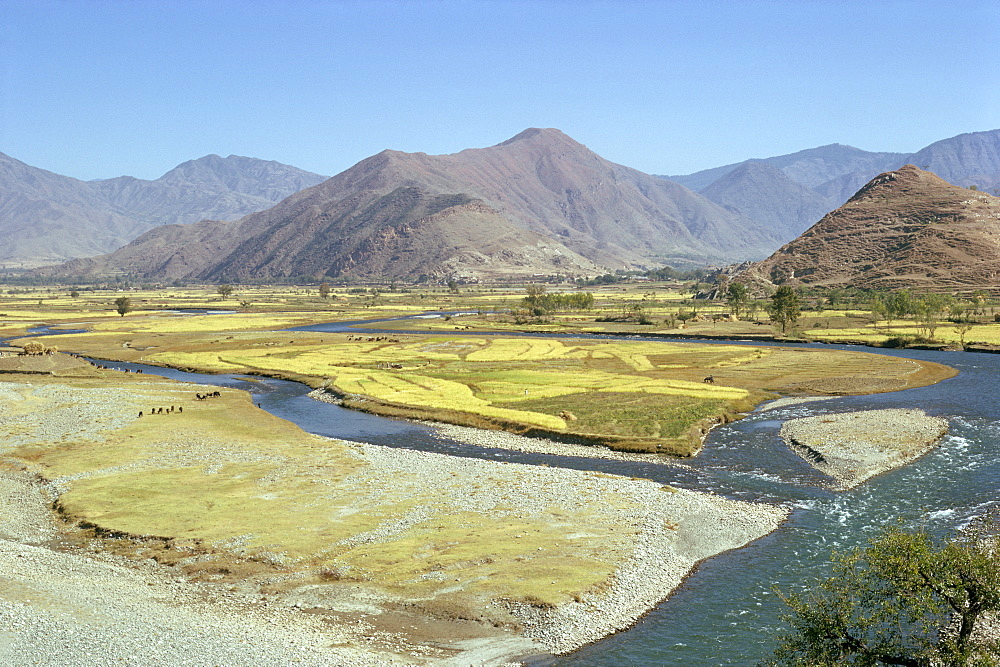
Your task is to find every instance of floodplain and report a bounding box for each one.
[0,280,967,662]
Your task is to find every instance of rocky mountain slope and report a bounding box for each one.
[741,165,1000,291]
[48,128,781,282]
[0,153,326,267]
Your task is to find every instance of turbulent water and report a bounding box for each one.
[23,321,999,665]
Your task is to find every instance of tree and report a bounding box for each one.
[886,290,915,327]
[523,283,546,309]
[766,286,801,334]
[114,296,132,317]
[954,323,975,348]
[318,282,331,299]
[217,284,234,299]
[769,521,1000,666]
[726,282,750,319]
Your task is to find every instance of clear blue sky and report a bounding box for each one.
[2,0,996,181]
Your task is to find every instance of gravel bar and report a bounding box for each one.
[779,408,949,489]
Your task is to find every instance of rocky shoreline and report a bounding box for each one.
[780,408,949,490]
[0,377,789,665]
[351,441,788,658]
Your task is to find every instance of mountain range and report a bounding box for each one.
[742,164,1000,291]
[0,153,327,267]
[45,128,782,282]
[664,129,1000,242]
[8,126,1000,281]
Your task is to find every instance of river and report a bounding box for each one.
[8,319,1000,664]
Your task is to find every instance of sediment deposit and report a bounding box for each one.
[780,408,949,489]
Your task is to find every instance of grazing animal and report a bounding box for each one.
[703,375,715,384]
[138,411,143,418]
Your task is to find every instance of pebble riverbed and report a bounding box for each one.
[0,380,788,665]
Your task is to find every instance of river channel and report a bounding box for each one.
[11,317,1000,664]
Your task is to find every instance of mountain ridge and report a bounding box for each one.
[0,153,327,267]
[45,128,781,281]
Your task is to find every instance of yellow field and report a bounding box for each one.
[1,281,960,455]
[89,312,332,333]
[0,374,649,621]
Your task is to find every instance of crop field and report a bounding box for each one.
[15,316,952,455]
[88,312,333,333]
[0,281,963,454]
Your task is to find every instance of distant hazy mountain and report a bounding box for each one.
[48,128,782,282]
[699,161,836,240]
[664,144,907,193]
[0,153,326,267]
[0,152,145,267]
[907,130,1000,192]
[91,154,328,226]
[742,165,1000,291]
[662,129,1000,244]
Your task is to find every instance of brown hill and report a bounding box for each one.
[743,165,1000,291]
[48,129,780,281]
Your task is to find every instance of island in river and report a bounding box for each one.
[0,321,956,664]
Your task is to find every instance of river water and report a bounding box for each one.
[9,320,1000,664]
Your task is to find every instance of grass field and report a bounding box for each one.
[0,372,697,623]
[18,321,954,455]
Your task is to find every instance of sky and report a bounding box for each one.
[1,0,997,181]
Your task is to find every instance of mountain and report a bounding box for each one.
[699,161,836,240]
[664,144,907,193]
[0,152,146,267]
[907,130,1000,192]
[47,128,782,282]
[663,130,1000,246]
[90,154,328,226]
[741,165,1000,291]
[0,153,327,267]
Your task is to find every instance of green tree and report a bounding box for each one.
[726,282,750,319]
[869,294,888,330]
[217,284,234,299]
[886,290,915,328]
[766,286,801,333]
[769,521,1000,666]
[114,296,132,317]
[954,323,975,347]
[318,282,331,299]
[523,283,546,309]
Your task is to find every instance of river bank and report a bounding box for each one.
[0,372,788,665]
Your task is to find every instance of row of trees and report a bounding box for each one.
[522,285,595,315]
[720,282,998,338]
[723,283,802,333]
